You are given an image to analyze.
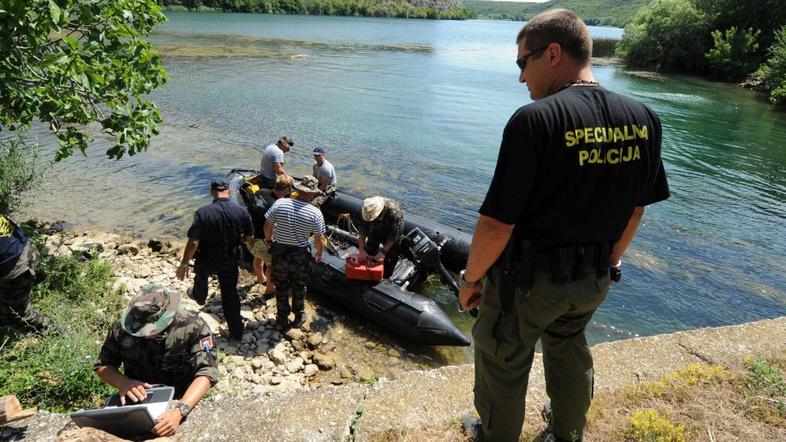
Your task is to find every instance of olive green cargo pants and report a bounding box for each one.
[472,263,610,442]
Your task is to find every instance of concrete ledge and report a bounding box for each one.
[5,317,785,441]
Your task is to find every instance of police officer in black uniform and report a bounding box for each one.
[459,9,670,442]
[176,178,253,340]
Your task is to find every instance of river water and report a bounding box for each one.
[21,13,786,361]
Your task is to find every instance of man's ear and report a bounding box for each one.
[548,42,562,66]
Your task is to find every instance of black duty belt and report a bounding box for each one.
[510,239,612,283]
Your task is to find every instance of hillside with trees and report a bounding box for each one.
[464,0,650,27]
[158,0,476,20]
[617,0,786,104]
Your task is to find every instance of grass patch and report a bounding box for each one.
[0,237,125,412]
[743,356,786,427]
[586,358,786,440]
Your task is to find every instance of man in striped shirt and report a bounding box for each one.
[264,176,325,329]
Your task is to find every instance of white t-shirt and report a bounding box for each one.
[260,144,285,179]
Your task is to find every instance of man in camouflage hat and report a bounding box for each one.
[0,214,52,333]
[264,176,325,329]
[95,284,219,437]
[357,196,404,278]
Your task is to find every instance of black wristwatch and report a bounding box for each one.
[610,265,622,283]
[176,403,191,418]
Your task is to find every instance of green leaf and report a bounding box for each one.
[62,36,79,51]
[48,0,61,23]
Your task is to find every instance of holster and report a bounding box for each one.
[498,239,534,312]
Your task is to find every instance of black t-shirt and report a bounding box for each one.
[479,85,670,245]
[0,215,28,275]
[187,198,253,256]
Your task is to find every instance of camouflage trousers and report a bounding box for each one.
[0,243,49,331]
[269,243,312,321]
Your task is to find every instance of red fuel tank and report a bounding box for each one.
[345,253,384,282]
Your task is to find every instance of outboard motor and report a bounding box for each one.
[403,227,460,295]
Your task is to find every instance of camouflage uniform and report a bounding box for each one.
[269,244,312,324]
[0,215,49,332]
[358,198,404,277]
[96,308,219,398]
[310,183,337,208]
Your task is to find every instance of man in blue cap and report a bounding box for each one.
[310,146,337,208]
[175,177,253,340]
[95,284,219,437]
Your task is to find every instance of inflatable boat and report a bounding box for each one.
[225,170,472,346]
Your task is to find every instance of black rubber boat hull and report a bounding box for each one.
[224,170,471,346]
[309,242,470,346]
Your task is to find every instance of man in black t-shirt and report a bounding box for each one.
[0,215,51,333]
[175,178,253,341]
[458,9,670,442]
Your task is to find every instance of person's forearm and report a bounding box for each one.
[274,163,285,176]
[179,376,211,410]
[383,239,394,253]
[314,234,324,256]
[181,239,199,266]
[611,206,645,264]
[264,222,273,241]
[96,365,131,390]
[358,233,366,250]
[464,215,515,282]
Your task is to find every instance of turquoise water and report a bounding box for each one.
[24,13,786,352]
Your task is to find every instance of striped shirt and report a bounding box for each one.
[265,198,325,247]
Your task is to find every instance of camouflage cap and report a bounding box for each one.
[293,175,320,194]
[120,284,180,337]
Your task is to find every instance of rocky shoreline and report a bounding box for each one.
[29,221,458,399]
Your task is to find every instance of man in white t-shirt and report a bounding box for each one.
[310,146,337,207]
[258,136,293,188]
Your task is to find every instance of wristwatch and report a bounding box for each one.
[175,402,191,418]
[610,263,622,283]
[459,270,482,288]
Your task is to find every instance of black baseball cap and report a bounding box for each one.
[211,177,228,191]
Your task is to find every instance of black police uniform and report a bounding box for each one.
[473,84,670,442]
[187,197,253,339]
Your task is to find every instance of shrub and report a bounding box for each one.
[616,0,710,71]
[706,27,761,80]
[0,252,125,412]
[625,409,687,442]
[0,132,45,215]
[757,25,786,104]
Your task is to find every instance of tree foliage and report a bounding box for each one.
[463,0,650,27]
[616,0,709,70]
[160,0,476,20]
[618,0,786,103]
[706,27,761,81]
[0,0,169,161]
[757,25,786,104]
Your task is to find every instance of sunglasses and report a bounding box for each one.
[516,45,549,71]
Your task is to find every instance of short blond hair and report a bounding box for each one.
[273,174,294,191]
